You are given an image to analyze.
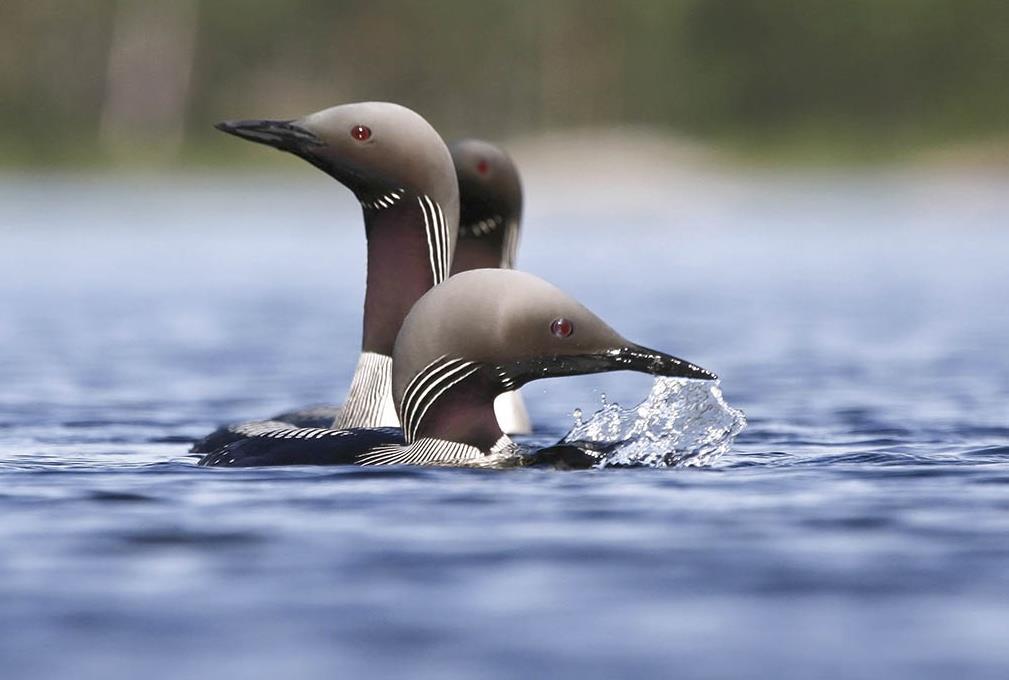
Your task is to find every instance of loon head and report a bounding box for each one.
[450,139,523,273]
[391,269,716,451]
[217,102,459,359]
[217,102,458,220]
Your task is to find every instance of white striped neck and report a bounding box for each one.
[360,194,452,356]
[451,216,520,274]
[333,351,398,429]
[398,355,505,452]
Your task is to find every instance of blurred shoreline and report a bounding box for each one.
[8,2,1008,174]
[4,127,1009,175]
[4,131,1007,236]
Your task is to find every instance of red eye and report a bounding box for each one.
[351,125,371,141]
[550,317,574,338]
[476,158,489,175]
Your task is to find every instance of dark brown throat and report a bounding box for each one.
[450,234,506,274]
[362,200,435,356]
[412,371,504,452]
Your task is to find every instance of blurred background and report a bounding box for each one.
[4,0,1009,168]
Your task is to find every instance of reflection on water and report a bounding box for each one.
[2,170,1009,679]
[562,378,746,467]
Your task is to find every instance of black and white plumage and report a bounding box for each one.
[198,270,717,468]
[331,352,397,429]
[191,351,397,454]
[192,132,534,454]
[199,427,405,467]
[193,102,459,452]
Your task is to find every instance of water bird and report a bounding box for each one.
[192,102,459,454]
[450,139,530,434]
[198,269,716,468]
[192,131,534,452]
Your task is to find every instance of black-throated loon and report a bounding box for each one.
[192,130,533,452]
[192,102,458,454]
[197,269,716,468]
[449,139,530,434]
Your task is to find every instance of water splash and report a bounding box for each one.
[560,378,746,468]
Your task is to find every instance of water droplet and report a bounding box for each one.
[599,392,608,406]
[562,377,746,468]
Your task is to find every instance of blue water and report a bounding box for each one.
[2,171,1009,679]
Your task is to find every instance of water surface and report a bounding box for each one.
[2,171,1008,679]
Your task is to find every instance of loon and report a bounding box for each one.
[450,139,530,434]
[191,102,458,453]
[198,269,716,468]
[192,133,534,451]
[276,139,533,433]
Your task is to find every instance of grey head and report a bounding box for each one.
[450,139,523,273]
[217,102,460,357]
[391,269,716,451]
[217,102,459,227]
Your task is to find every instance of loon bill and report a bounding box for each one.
[197,269,716,468]
[191,134,531,453]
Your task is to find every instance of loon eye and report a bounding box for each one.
[550,317,574,338]
[476,158,489,175]
[351,125,372,141]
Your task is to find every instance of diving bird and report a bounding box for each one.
[191,102,458,453]
[450,139,522,274]
[450,139,530,434]
[192,133,533,452]
[198,269,716,468]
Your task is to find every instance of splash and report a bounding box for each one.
[560,378,746,468]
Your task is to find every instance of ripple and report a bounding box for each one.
[117,528,265,548]
[965,445,1009,458]
[86,490,159,504]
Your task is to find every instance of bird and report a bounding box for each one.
[449,139,531,434]
[191,102,459,454]
[197,269,716,468]
[192,127,535,452]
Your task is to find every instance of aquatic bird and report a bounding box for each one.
[192,133,533,451]
[450,139,530,434]
[191,102,458,453]
[450,139,522,274]
[198,269,716,467]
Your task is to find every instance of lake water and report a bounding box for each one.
[2,169,1008,679]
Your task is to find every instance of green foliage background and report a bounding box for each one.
[3,0,1008,166]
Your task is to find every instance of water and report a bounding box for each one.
[562,378,746,467]
[2,170,1009,679]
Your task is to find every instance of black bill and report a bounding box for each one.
[495,344,717,388]
[215,119,324,153]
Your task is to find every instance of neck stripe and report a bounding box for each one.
[400,355,459,430]
[432,199,451,281]
[418,195,451,285]
[406,363,480,442]
[502,218,519,268]
[401,358,478,441]
[417,196,440,285]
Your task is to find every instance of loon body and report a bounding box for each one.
[198,270,716,468]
